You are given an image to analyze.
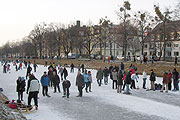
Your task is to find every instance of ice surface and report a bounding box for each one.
[0,63,180,120]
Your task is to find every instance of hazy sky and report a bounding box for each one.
[0,0,179,46]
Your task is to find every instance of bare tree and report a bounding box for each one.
[117,1,132,60]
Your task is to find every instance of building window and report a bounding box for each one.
[144,52,147,56]
[116,51,119,56]
[167,43,171,47]
[174,52,179,56]
[158,52,161,56]
[144,44,148,48]
[128,52,130,56]
[167,52,171,56]
[174,44,179,47]
[116,44,119,48]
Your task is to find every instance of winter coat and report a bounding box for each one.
[173,70,179,81]
[96,69,103,80]
[27,66,32,74]
[63,68,68,77]
[103,68,109,77]
[76,74,85,87]
[162,72,169,84]
[16,79,26,92]
[168,73,172,83]
[48,70,53,80]
[41,75,50,86]
[27,76,40,93]
[62,80,71,88]
[117,71,123,85]
[125,72,132,84]
[112,71,118,81]
[131,74,139,82]
[52,74,60,85]
[58,67,63,74]
[121,63,124,70]
[88,74,92,83]
[70,64,74,68]
[150,72,156,81]
[142,72,147,79]
[83,73,89,83]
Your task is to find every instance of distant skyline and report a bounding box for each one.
[0,0,178,46]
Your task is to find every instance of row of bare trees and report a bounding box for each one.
[0,1,180,60]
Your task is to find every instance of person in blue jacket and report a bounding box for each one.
[41,72,50,97]
[83,70,89,93]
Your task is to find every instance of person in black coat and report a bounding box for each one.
[109,64,113,80]
[52,71,61,93]
[26,65,32,79]
[70,63,74,73]
[76,71,85,97]
[150,69,156,91]
[63,67,68,80]
[125,70,132,94]
[172,68,179,91]
[117,70,123,93]
[16,77,26,101]
[62,80,71,98]
[103,67,109,85]
[81,64,85,73]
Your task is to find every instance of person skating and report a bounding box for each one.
[174,56,178,66]
[168,70,172,90]
[33,63,38,72]
[87,71,92,92]
[58,66,64,81]
[160,71,169,92]
[150,69,156,91]
[26,65,32,79]
[96,68,103,86]
[117,70,123,93]
[62,79,71,98]
[142,69,147,89]
[70,63,74,73]
[81,64,85,73]
[26,74,40,110]
[40,72,50,97]
[52,71,61,93]
[121,62,124,74]
[172,68,179,91]
[76,71,85,97]
[83,70,89,93]
[124,70,132,94]
[111,69,118,89]
[3,64,7,73]
[63,67,68,80]
[103,67,109,85]
[48,67,54,87]
[16,77,26,101]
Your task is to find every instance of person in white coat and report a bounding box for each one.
[26,74,40,110]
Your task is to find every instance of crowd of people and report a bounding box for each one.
[1,59,180,110]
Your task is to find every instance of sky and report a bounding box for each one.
[0,0,179,46]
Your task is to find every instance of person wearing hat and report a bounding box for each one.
[16,76,26,101]
[40,72,50,97]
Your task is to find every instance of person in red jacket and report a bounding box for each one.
[168,70,172,90]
